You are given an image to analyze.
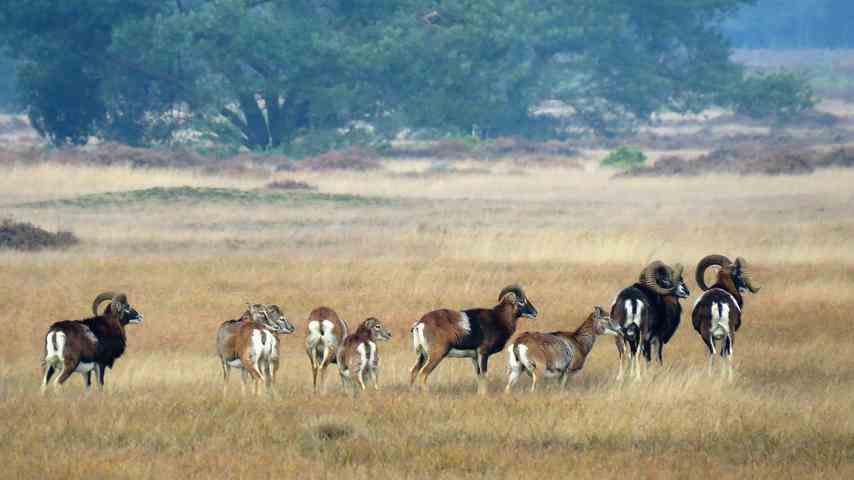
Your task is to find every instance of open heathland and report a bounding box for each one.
[1,149,853,478]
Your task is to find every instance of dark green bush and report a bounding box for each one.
[600,147,647,170]
[726,72,816,121]
[0,218,79,251]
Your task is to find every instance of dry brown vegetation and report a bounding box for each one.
[3,51,854,480]
[1,153,853,479]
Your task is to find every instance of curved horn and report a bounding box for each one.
[499,284,525,302]
[92,291,119,316]
[672,263,684,281]
[639,261,675,295]
[695,254,732,291]
[735,257,761,293]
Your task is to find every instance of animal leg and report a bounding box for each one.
[409,351,427,388]
[642,338,653,364]
[505,366,522,393]
[560,371,571,390]
[240,370,249,396]
[530,370,538,393]
[726,335,735,381]
[372,366,381,391]
[268,357,279,397]
[706,336,717,376]
[221,361,231,396]
[98,364,107,392]
[308,348,319,393]
[84,371,92,393]
[55,360,75,390]
[356,367,367,392]
[615,337,626,381]
[318,347,334,394]
[41,365,56,395]
[476,352,489,395]
[418,351,447,390]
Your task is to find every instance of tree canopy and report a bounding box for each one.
[0,0,811,150]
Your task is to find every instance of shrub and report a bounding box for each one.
[600,147,647,170]
[265,179,317,191]
[0,218,79,251]
[726,72,816,121]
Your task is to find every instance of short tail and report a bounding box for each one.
[44,330,65,366]
[507,342,520,373]
[516,343,535,372]
[411,322,427,354]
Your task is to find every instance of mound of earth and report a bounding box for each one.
[621,145,854,177]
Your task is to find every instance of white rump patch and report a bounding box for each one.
[695,289,741,313]
[457,312,471,334]
[516,344,532,371]
[507,344,519,368]
[625,300,643,327]
[411,322,428,353]
[44,331,66,365]
[710,302,731,339]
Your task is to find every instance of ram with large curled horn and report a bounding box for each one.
[610,261,690,380]
[692,254,761,380]
[410,284,538,394]
[41,292,143,394]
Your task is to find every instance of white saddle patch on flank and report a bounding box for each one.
[457,312,471,334]
[227,359,244,368]
[307,320,322,338]
[81,325,98,344]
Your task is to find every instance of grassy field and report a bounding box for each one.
[1,155,853,479]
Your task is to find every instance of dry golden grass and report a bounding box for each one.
[1,159,853,479]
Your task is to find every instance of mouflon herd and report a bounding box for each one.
[40,254,760,395]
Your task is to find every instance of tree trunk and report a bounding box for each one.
[238,94,270,149]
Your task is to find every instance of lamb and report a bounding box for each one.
[337,317,392,394]
[216,303,295,396]
[505,306,621,392]
[305,306,349,393]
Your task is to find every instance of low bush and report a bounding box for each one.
[0,218,79,251]
[600,146,647,170]
[265,179,317,191]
